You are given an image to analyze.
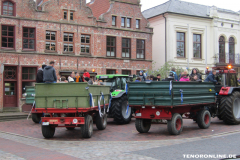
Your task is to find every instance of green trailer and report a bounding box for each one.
[128,81,216,135]
[33,83,110,138]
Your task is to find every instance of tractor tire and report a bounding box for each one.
[42,125,55,138]
[111,95,131,124]
[81,115,93,138]
[32,113,42,123]
[197,110,211,129]
[219,92,240,125]
[66,127,75,130]
[135,118,151,133]
[167,113,183,135]
[96,112,107,130]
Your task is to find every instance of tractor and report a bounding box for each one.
[96,74,132,124]
[207,65,240,124]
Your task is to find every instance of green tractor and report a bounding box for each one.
[96,74,132,124]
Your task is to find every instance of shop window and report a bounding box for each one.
[22,67,37,96]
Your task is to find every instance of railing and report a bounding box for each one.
[215,53,239,64]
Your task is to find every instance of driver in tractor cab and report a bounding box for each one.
[204,70,217,83]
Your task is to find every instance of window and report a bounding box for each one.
[107,37,116,57]
[22,67,37,96]
[127,18,131,28]
[121,17,125,27]
[177,32,185,57]
[64,11,67,19]
[2,1,14,16]
[23,28,35,50]
[137,39,145,59]
[136,19,140,29]
[106,69,116,74]
[45,31,56,51]
[81,35,90,54]
[122,70,131,75]
[63,33,74,53]
[2,25,14,49]
[193,34,201,58]
[219,36,225,63]
[112,16,116,26]
[122,38,131,58]
[70,12,74,20]
[229,37,235,64]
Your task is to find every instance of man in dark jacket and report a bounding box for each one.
[36,64,47,83]
[204,70,217,83]
[43,61,57,83]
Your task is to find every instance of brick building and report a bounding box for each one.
[0,0,153,112]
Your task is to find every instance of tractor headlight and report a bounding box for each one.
[23,93,27,97]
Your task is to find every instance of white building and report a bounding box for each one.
[143,0,240,73]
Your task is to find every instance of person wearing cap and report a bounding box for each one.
[204,70,217,83]
[36,64,47,83]
[170,68,178,81]
[84,77,93,85]
[43,61,57,83]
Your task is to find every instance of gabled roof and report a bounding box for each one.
[142,0,210,19]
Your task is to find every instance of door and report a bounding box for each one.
[4,82,17,107]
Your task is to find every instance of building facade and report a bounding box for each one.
[143,0,240,73]
[0,0,152,112]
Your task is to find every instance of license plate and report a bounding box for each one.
[136,113,142,117]
[42,122,49,126]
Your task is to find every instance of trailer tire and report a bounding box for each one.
[32,113,42,123]
[111,95,131,124]
[167,113,183,135]
[81,115,93,138]
[135,118,151,133]
[42,125,55,138]
[219,92,240,125]
[197,110,211,129]
[96,112,107,130]
[66,127,75,130]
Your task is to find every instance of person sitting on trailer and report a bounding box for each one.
[135,77,141,82]
[84,77,93,85]
[74,73,82,82]
[170,67,178,81]
[145,76,151,82]
[59,76,68,83]
[204,70,217,83]
[179,70,190,82]
[191,75,202,82]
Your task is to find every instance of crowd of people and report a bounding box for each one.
[36,61,94,85]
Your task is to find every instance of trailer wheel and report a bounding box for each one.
[66,127,75,130]
[41,125,55,138]
[96,112,107,130]
[81,115,93,138]
[135,118,151,133]
[197,110,211,129]
[111,95,131,124]
[219,92,240,125]
[167,113,183,135]
[32,113,42,123]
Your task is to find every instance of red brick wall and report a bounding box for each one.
[0,0,153,111]
[87,0,110,20]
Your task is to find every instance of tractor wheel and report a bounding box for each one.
[197,110,211,129]
[66,127,75,130]
[95,111,107,130]
[219,92,240,125]
[135,118,151,133]
[32,113,42,123]
[111,95,131,124]
[81,115,93,138]
[167,113,183,135]
[42,125,55,138]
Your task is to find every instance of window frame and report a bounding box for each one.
[1,24,15,50]
[63,10,68,20]
[127,18,131,28]
[106,69,116,74]
[106,36,116,57]
[21,66,38,98]
[193,34,202,59]
[70,11,74,21]
[112,16,117,26]
[136,39,145,59]
[45,30,57,52]
[81,34,91,55]
[176,32,185,58]
[122,38,131,58]
[121,17,126,27]
[2,0,16,17]
[22,27,36,51]
[136,19,140,29]
[63,32,74,54]
[122,70,131,75]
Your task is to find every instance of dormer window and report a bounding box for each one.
[2,1,15,16]
[63,10,74,21]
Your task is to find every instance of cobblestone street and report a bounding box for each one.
[0,118,240,160]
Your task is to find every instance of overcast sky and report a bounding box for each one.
[85,0,240,12]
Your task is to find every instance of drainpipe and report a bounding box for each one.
[163,14,167,63]
[205,26,208,67]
